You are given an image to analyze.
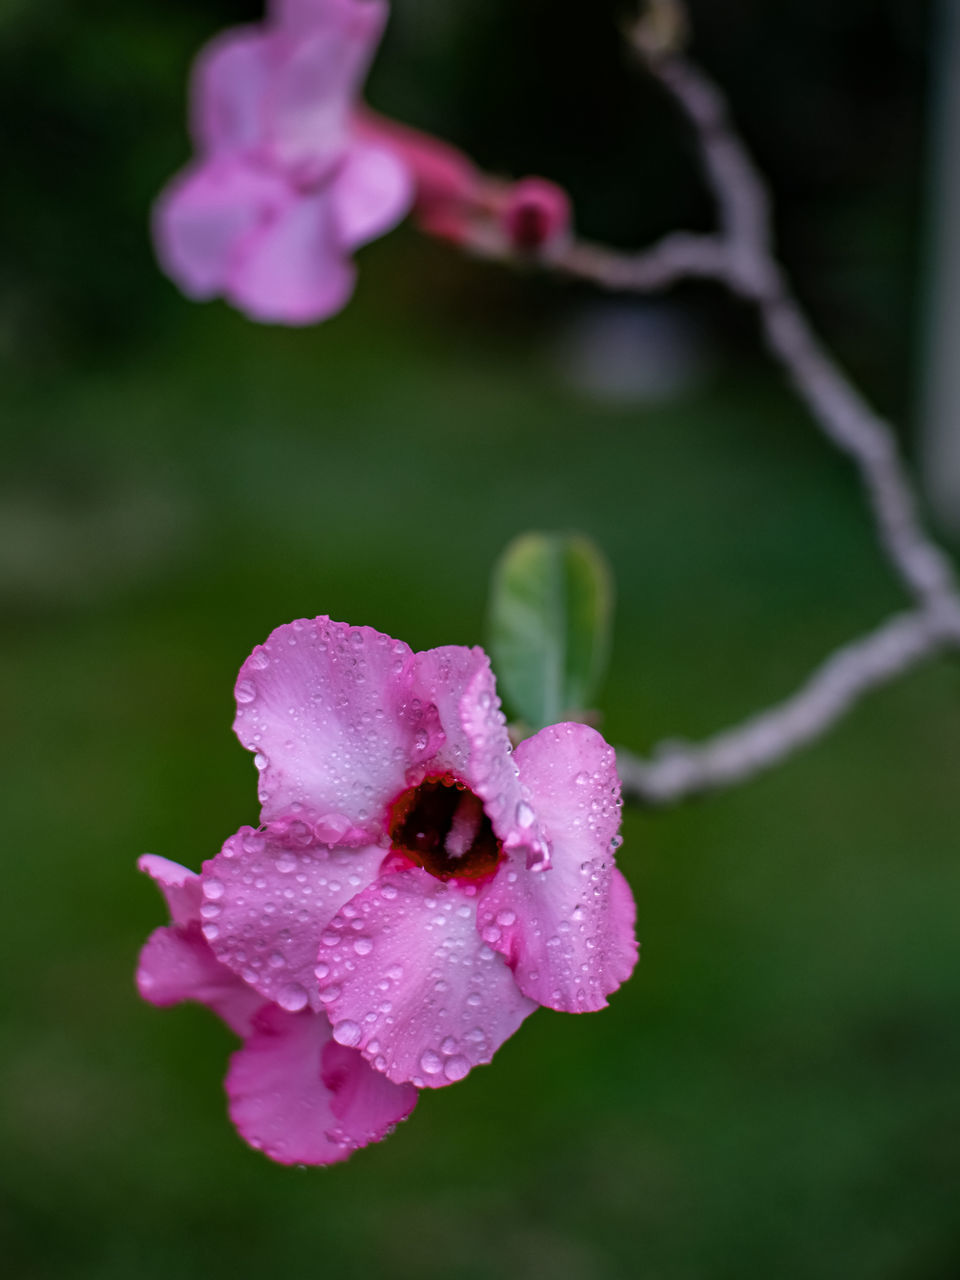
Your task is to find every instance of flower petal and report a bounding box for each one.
[137,924,264,1036]
[408,646,548,866]
[226,1005,416,1165]
[232,617,435,831]
[478,723,637,1012]
[333,141,412,248]
[192,28,269,154]
[316,864,536,1088]
[153,159,289,301]
[265,3,388,173]
[272,0,388,39]
[201,822,386,1015]
[224,189,355,325]
[139,853,202,927]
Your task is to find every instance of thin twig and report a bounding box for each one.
[617,606,960,804]
[469,3,960,805]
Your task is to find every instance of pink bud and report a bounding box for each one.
[500,177,572,253]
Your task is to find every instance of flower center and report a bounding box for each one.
[388,774,503,882]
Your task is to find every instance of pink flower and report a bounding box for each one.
[154,0,412,325]
[197,616,637,1091]
[137,852,417,1164]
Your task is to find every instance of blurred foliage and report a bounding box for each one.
[2,3,959,1279]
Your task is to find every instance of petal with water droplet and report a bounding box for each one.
[202,822,385,1012]
[478,723,636,1012]
[232,618,423,834]
[137,923,264,1037]
[226,1006,416,1166]
[315,864,536,1088]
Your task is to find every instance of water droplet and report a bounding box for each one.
[496,909,516,927]
[420,1049,443,1075]
[201,923,219,942]
[203,878,224,901]
[277,983,308,1012]
[443,1055,470,1082]
[236,680,257,704]
[353,937,374,956]
[333,1019,362,1048]
[516,801,535,829]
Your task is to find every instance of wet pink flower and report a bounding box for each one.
[199,617,637,1091]
[137,852,417,1164]
[154,0,412,325]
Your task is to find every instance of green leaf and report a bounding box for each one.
[487,532,614,731]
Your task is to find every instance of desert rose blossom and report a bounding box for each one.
[154,0,412,325]
[137,852,417,1164]
[198,617,637,1091]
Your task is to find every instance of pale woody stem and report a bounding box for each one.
[472,7,960,805]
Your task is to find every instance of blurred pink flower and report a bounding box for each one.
[198,616,636,1091]
[154,0,412,325]
[137,853,417,1164]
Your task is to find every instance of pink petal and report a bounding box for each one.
[315,864,537,1088]
[137,924,264,1037]
[226,1005,416,1165]
[232,617,434,831]
[272,0,388,40]
[333,141,412,248]
[191,28,270,155]
[408,646,548,867]
[225,190,356,325]
[265,4,388,173]
[478,723,637,1012]
[201,822,386,1014]
[138,853,202,927]
[153,159,289,301]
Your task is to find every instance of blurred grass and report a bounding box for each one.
[2,233,960,1280]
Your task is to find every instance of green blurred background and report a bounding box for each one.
[3,1,959,1277]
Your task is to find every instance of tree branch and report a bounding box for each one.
[469,3,960,805]
[618,605,960,805]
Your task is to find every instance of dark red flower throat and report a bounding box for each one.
[389,775,503,882]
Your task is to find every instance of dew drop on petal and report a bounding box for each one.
[236,680,257,704]
[443,1055,470,1082]
[420,1049,443,1075]
[333,1019,362,1047]
[277,983,308,1013]
[516,801,535,829]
